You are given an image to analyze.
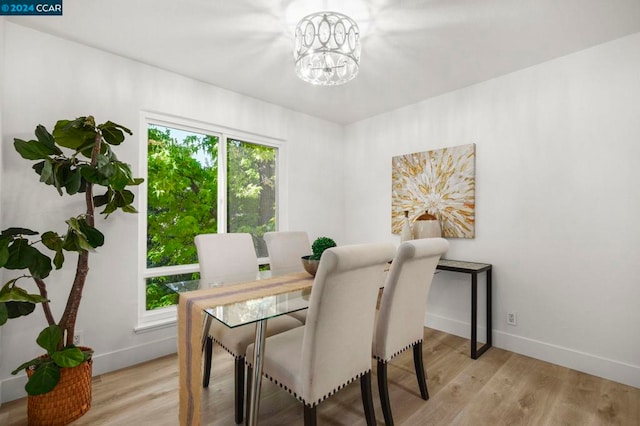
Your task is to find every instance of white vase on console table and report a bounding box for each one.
[412,210,442,239]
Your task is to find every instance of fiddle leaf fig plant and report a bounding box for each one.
[0,116,142,395]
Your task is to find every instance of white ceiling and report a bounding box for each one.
[7,0,640,124]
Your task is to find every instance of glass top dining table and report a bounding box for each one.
[204,286,312,328]
[203,272,313,425]
[176,270,315,426]
[165,271,313,327]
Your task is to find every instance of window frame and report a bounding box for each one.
[136,111,287,331]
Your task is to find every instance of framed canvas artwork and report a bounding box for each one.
[391,143,476,238]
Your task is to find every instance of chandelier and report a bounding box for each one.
[294,11,361,86]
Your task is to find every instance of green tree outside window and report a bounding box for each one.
[145,126,277,310]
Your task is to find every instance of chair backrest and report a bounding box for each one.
[374,238,449,361]
[194,233,258,288]
[264,231,311,275]
[300,242,396,405]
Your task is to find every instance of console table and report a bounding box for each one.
[436,259,492,359]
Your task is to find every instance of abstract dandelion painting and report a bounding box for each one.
[392,143,475,238]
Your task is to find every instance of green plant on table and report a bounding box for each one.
[309,237,337,261]
[0,116,142,395]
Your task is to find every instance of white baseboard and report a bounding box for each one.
[425,313,640,389]
[1,335,177,403]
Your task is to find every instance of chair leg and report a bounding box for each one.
[360,371,377,426]
[303,404,317,426]
[202,336,213,388]
[377,361,394,426]
[235,357,245,424]
[413,342,429,400]
[245,364,252,426]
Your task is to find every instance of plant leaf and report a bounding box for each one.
[25,362,60,395]
[93,191,109,207]
[13,139,54,160]
[51,347,84,368]
[78,219,104,248]
[64,169,82,195]
[99,121,132,146]
[100,199,118,216]
[34,125,63,155]
[29,251,52,279]
[53,250,65,269]
[96,153,111,168]
[1,228,39,237]
[79,165,107,185]
[78,138,110,159]
[62,231,81,252]
[101,127,125,145]
[0,238,9,268]
[121,204,138,213]
[64,218,94,251]
[52,160,71,196]
[37,325,63,355]
[53,119,96,150]
[4,239,52,278]
[11,357,42,375]
[32,160,45,176]
[6,301,37,319]
[41,232,65,269]
[109,162,133,190]
[39,160,54,186]
[97,162,115,179]
[0,302,7,325]
[0,285,47,304]
[5,239,36,270]
[41,232,62,251]
[116,189,134,207]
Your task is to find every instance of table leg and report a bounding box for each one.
[248,319,267,426]
[202,315,212,351]
[471,273,478,359]
[486,269,492,348]
[471,270,492,359]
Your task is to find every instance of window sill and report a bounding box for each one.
[134,317,177,334]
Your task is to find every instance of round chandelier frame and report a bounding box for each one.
[294,11,361,86]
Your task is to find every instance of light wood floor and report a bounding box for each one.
[1,328,638,425]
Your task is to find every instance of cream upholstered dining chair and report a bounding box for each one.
[246,242,396,426]
[194,233,304,424]
[264,231,311,275]
[264,231,311,323]
[373,237,449,426]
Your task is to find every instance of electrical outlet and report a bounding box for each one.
[73,331,83,346]
[507,312,517,326]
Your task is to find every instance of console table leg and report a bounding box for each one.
[486,269,492,348]
[471,273,478,359]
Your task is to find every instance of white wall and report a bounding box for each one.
[344,33,640,387]
[0,22,344,402]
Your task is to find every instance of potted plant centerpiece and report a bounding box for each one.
[0,116,142,425]
[301,236,336,277]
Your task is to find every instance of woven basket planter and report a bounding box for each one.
[26,348,93,426]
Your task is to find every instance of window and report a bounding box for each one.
[138,113,283,328]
